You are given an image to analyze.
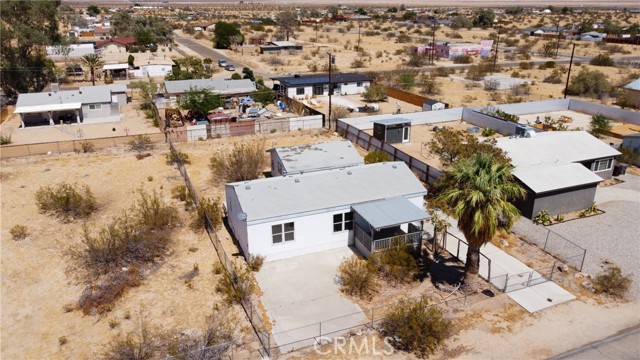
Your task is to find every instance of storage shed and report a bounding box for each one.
[373,118,411,144]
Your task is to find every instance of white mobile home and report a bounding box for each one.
[225,162,429,262]
[271,73,372,100]
[269,140,364,176]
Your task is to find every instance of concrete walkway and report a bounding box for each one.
[444,216,575,312]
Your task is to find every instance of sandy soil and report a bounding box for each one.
[0,147,259,359]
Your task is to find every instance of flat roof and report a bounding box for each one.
[271,140,364,175]
[513,163,603,194]
[271,41,298,47]
[103,63,128,70]
[352,197,429,230]
[272,73,372,87]
[624,78,640,91]
[495,131,620,166]
[164,78,256,95]
[374,118,411,126]
[15,84,125,113]
[227,162,427,224]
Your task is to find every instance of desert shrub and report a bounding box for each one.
[484,79,500,91]
[593,265,632,298]
[247,255,265,272]
[190,196,223,232]
[78,267,142,315]
[396,33,412,43]
[370,241,419,285]
[466,64,490,81]
[135,152,151,160]
[79,141,96,153]
[533,210,552,225]
[420,74,441,95]
[543,69,563,84]
[380,298,451,358]
[618,145,640,165]
[589,53,615,67]
[265,56,286,65]
[10,224,29,240]
[168,305,237,359]
[35,182,97,221]
[511,83,530,96]
[59,336,68,346]
[567,68,611,98]
[101,319,159,360]
[337,256,378,300]
[395,70,417,90]
[482,128,496,137]
[519,61,534,70]
[350,58,365,68]
[330,105,350,123]
[0,133,11,145]
[362,83,387,102]
[589,114,612,139]
[538,61,556,70]
[433,67,454,77]
[364,150,390,164]
[215,266,257,304]
[209,141,266,183]
[453,55,473,64]
[165,148,191,165]
[171,184,193,208]
[128,135,154,152]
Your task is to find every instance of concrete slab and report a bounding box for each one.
[507,282,575,312]
[255,247,368,353]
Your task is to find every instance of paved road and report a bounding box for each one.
[549,325,640,360]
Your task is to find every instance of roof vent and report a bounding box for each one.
[48,93,52,96]
[245,185,251,190]
[347,170,352,175]
[392,165,397,169]
[294,178,300,183]
[51,83,59,92]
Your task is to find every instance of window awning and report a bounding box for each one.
[14,102,82,114]
[352,197,430,230]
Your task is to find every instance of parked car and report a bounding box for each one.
[218,59,227,67]
[225,64,235,71]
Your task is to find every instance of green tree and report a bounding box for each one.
[129,80,158,111]
[86,5,100,17]
[127,54,135,68]
[251,90,275,105]
[231,73,241,80]
[396,70,417,90]
[362,83,387,102]
[81,54,104,86]
[437,154,525,290]
[110,11,172,44]
[166,56,213,80]
[276,11,298,41]
[420,74,441,95]
[451,15,473,30]
[472,9,495,28]
[364,150,390,164]
[402,11,417,21]
[428,126,509,168]
[134,28,155,47]
[178,88,223,118]
[214,21,244,49]
[242,67,255,81]
[589,114,612,139]
[578,19,594,34]
[567,68,611,98]
[0,0,62,98]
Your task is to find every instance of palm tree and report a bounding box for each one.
[437,153,525,291]
[81,54,103,86]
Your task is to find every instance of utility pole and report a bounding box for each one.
[564,43,576,99]
[431,24,438,65]
[357,20,361,51]
[327,52,334,129]
[492,26,501,72]
[555,21,561,58]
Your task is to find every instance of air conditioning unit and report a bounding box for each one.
[515,125,536,138]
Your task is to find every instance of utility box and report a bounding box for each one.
[373,118,411,144]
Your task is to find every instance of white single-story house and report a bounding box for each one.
[272,73,372,99]
[192,22,215,32]
[580,32,606,42]
[269,140,364,176]
[14,84,126,128]
[164,78,257,99]
[496,131,620,218]
[259,41,304,54]
[129,59,175,78]
[621,133,640,167]
[225,162,429,261]
[46,44,96,61]
[95,37,136,53]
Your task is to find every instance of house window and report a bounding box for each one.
[296,87,305,95]
[272,222,295,244]
[88,104,102,110]
[333,212,353,232]
[593,158,613,172]
[357,82,362,87]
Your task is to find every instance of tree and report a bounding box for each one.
[396,70,417,90]
[542,42,556,57]
[129,80,158,111]
[428,127,509,168]
[214,21,244,49]
[589,54,615,67]
[402,11,417,21]
[364,150,389,164]
[420,74,441,95]
[110,11,172,44]
[472,9,495,28]
[127,54,135,68]
[178,88,223,119]
[231,73,241,80]
[437,154,525,291]
[589,114,612,139]
[362,83,387,102]
[0,0,61,98]
[81,54,104,86]
[242,67,255,81]
[166,56,213,80]
[451,15,473,30]
[276,11,298,41]
[567,68,611,98]
[86,5,100,17]
[578,19,594,34]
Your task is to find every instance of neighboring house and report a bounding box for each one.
[272,73,372,99]
[496,131,621,218]
[621,133,640,167]
[580,32,606,42]
[622,78,640,108]
[14,84,126,128]
[225,162,430,261]
[423,99,446,111]
[94,27,112,39]
[428,41,494,59]
[95,37,136,52]
[164,78,257,99]
[259,41,303,54]
[192,22,215,32]
[103,63,129,80]
[129,59,175,78]
[46,44,95,61]
[269,140,364,176]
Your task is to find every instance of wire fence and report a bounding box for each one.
[511,218,587,271]
[168,138,272,358]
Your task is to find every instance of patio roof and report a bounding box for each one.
[14,102,82,114]
[352,197,430,230]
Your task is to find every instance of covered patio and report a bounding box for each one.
[14,103,82,128]
[352,197,430,258]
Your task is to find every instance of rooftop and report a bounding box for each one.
[271,140,364,175]
[374,118,412,126]
[15,84,126,113]
[495,131,620,167]
[513,163,603,194]
[272,73,372,87]
[351,197,429,230]
[164,78,256,95]
[624,78,640,91]
[270,41,298,47]
[226,162,427,224]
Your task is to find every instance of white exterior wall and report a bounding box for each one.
[287,86,313,100]
[246,208,353,262]
[142,64,173,77]
[187,124,207,141]
[337,81,369,95]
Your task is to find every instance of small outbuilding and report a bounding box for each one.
[422,99,446,111]
[269,140,364,176]
[373,118,411,144]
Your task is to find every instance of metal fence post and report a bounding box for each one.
[549,262,555,281]
[319,322,322,342]
[503,274,509,292]
[371,308,374,327]
[487,259,492,281]
[456,238,461,259]
[580,248,587,272]
[543,230,550,251]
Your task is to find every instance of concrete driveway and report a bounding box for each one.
[255,247,367,353]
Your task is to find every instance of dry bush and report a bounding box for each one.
[215,266,257,305]
[35,182,98,221]
[337,256,378,300]
[330,105,350,123]
[380,298,451,358]
[128,135,155,152]
[247,255,265,272]
[171,184,193,208]
[190,196,223,232]
[78,141,96,153]
[10,224,29,240]
[165,148,191,165]
[100,317,160,360]
[209,140,266,183]
[135,152,152,160]
[364,150,390,164]
[78,267,142,315]
[370,241,419,286]
[593,265,632,299]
